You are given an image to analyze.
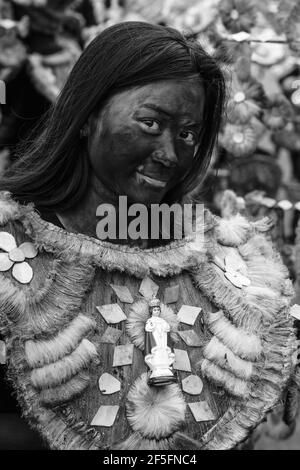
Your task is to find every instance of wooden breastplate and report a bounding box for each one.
[68,267,229,449]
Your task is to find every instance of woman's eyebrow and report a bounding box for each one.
[140,104,202,125]
[141,103,173,118]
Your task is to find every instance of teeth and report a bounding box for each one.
[135,171,167,188]
[137,165,145,172]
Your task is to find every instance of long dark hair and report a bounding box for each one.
[1,22,226,211]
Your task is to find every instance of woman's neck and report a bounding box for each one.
[56,174,151,248]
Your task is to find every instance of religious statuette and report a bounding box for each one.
[144,296,176,387]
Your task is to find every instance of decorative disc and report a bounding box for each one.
[9,247,25,262]
[139,277,159,300]
[237,273,251,287]
[12,261,33,284]
[110,284,134,303]
[182,375,203,395]
[224,271,242,289]
[19,242,38,259]
[173,348,191,372]
[96,304,127,324]
[213,255,226,271]
[290,304,300,321]
[224,251,248,276]
[112,344,134,367]
[178,329,202,347]
[177,305,202,326]
[91,405,119,427]
[100,326,122,344]
[0,252,14,271]
[164,285,179,304]
[99,373,121,395]
[0,232,17,252]
[188,401,216,422]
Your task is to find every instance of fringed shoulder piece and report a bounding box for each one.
[0,191,34,225]
[191,200,297,449]
[214,189,274,246]
[214,213,252,246]
[0,191,218,278]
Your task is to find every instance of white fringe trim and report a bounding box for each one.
[203,336,253,380]
[39,371,91,406]
[206,311,262,360]
[0,192,23,225]
[215,214,252,247]
[30,339,98,389]
[25,315,97,367]
[24,210,213,278]
[126,373,186,439]
[201,359,250,397]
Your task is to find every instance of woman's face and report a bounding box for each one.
[87,78,205,205]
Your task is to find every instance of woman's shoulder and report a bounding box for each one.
[203,192,294,321]
[0,192,57,329]
[209,190,289,275]
[0,191,33,226]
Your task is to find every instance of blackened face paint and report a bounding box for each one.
[87,79,205,205]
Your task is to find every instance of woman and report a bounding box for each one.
[0,22,297,450]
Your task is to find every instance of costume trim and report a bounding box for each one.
[201,359,250,397]
[39,372,91,407]
[25,315,96,367]
[204,310,262,360]
[30,339,98,389]
[193,230,297,449]
[23,209,213,278]
[126,373,186,439]
[113,431,202,450]
[215,214,252,246]
[203,336,254,380]
[0,191,297,450]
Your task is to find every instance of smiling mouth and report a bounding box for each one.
[135,170,168,188]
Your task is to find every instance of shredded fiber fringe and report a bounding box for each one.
[205,310,262,360]
[126,373,186,439]
[25,315,97,367]
[203,336,253,380]
[31,339,98,389]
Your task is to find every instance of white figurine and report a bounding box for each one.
[144,296,176,386]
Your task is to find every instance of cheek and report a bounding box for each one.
[175,143,195,171]
[109,131,148,162]
[90,125,152,174]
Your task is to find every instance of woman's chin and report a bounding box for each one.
[126,189,166,206]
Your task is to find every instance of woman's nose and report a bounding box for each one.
[151,132,178,168]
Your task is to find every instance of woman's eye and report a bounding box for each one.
[179,130,197,145]
[140,120,160,131]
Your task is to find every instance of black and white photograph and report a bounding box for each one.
[0,0,300,454]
